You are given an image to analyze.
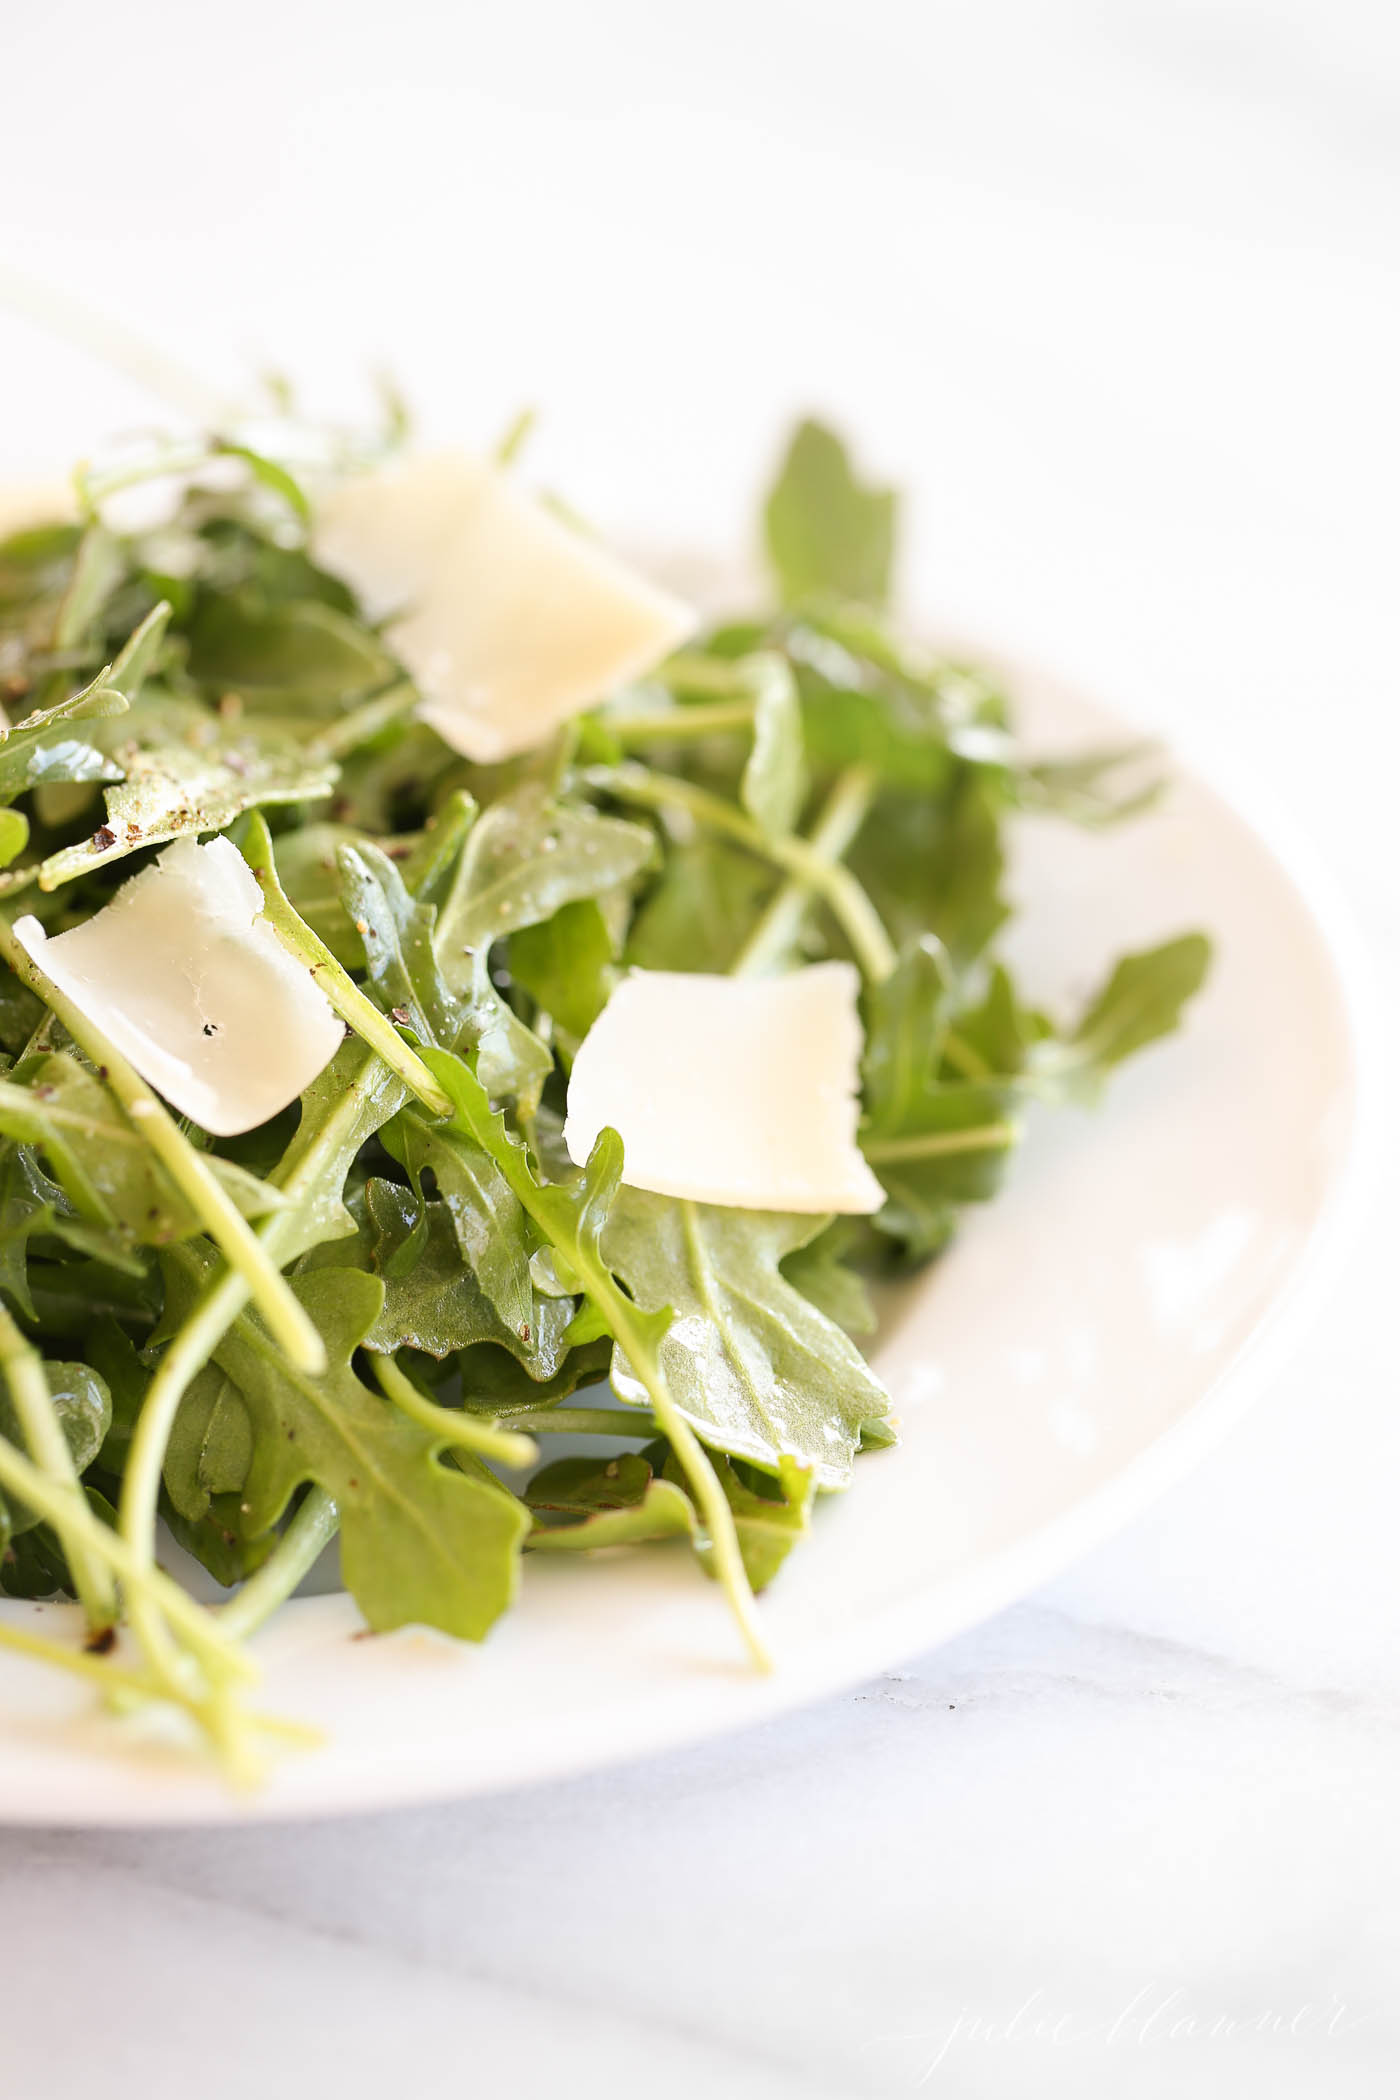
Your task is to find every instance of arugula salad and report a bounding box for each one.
[0,406,1209,1775]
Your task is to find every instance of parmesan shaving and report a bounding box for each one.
[313,451,696,763]
[14,837,343,1137]
[564,963,884,1214]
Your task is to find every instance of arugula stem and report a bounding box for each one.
[217,1487,340,1642]
[941,1029,993,1081]
[372,1356,538,1469]
[0,1432,255,1682]
[242,815,452,1117]
[503,1406,663,1438]
[0,914,325,1376]
[118,1049,398,1686]
[0,1302,115,1628]
[732,764,878,977]
[428,1057,771,1672]
[861,1119,1022,1166]
[307,680,419,761]
[599,698,756,742]
[586,762,896,983]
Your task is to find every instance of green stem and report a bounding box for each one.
[587,762,897,983]
[372,1356,538,1469]
[941,1029,993,1081]
[0,914,325,1376]
[503,1405,662,1438]
[602,1288,772,1672]
[861,1119,1022,1165]
[0,1432,255,1683]
[732,764,879,977]
[116,1055,387,1671]
[307,681,419,761]
[241,814,451,1117]
[599,698,755,743]
[0,1303,115,1628]
[218,1487,340,1642]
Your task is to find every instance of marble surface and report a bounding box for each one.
[2,2,1399,2092]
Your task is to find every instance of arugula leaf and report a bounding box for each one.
[626,836,775,973]
[302,1176,570,1371]
[529,1443,815,1592]
[779,1218,878,1337]
[458,1334,614,1414]
[163,1256,529,1639]
[338,837,552,1109]
[601,1189,890,1489]
[526,1449,692,1550]
[1036,933,1212,1101]
[186,595,397,716]
[0,1054,283,1245]
[739,654,807,839]
[850,768,1008,966]
[435,785,653,954]
[162,1363,253,1526]
[378,1113,537,1341]
[1018,743,1163,828]
[0,668,129,808]
[38,716,337,889]
[509,898,614,1039]
[0,1359,111,1536]
[763,419,897,609]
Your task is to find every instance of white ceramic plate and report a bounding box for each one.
[0,665,1362,1824]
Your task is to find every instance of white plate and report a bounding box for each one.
[0,665,1363,1824]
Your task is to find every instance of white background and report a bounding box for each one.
[2,3,1398,2094]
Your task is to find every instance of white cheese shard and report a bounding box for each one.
[14,837,343,1137]
[313,451,697,764]
[564,962,884,1215]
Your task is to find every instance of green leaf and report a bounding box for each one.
[272,821,379,966]
[1039,933,1212,1101]
[0,1054,284,1246]
[779,1219,877,1337]
[37,714,337,889]
[739,654,806,839]
[163,1363,253,1524]
[625,836,775,973]
[509,898,614,1038]
[186,596,397,716]
[0,810,29,868]
[601,1190,889,1489]
[269,1038,408,1264]
[458,1334,614,1415]
[863,1080,1019,1263]
[862,937,954,1126]
[784,618,1005,795]
[947,963,1051,1079]
[164,1255,530,1641]
[211,441,313,528]
[526,1450,692,1550]
[850,768,1008,966]
[763,419,897,609]
[0,1359,111,1536]
[378,1112,537,1341]
[52,523,125,651]
[1018,743,1164,828]
[303,1176,571,1371]
[435,785,653,954]
[862,943,1023,1258]
[339,838,551,1108]
[0,665,129,807]
[527,1443,815,1593]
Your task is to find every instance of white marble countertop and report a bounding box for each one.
[2,3,1398,2093]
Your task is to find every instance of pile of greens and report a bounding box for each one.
[0,412,1208,1774]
